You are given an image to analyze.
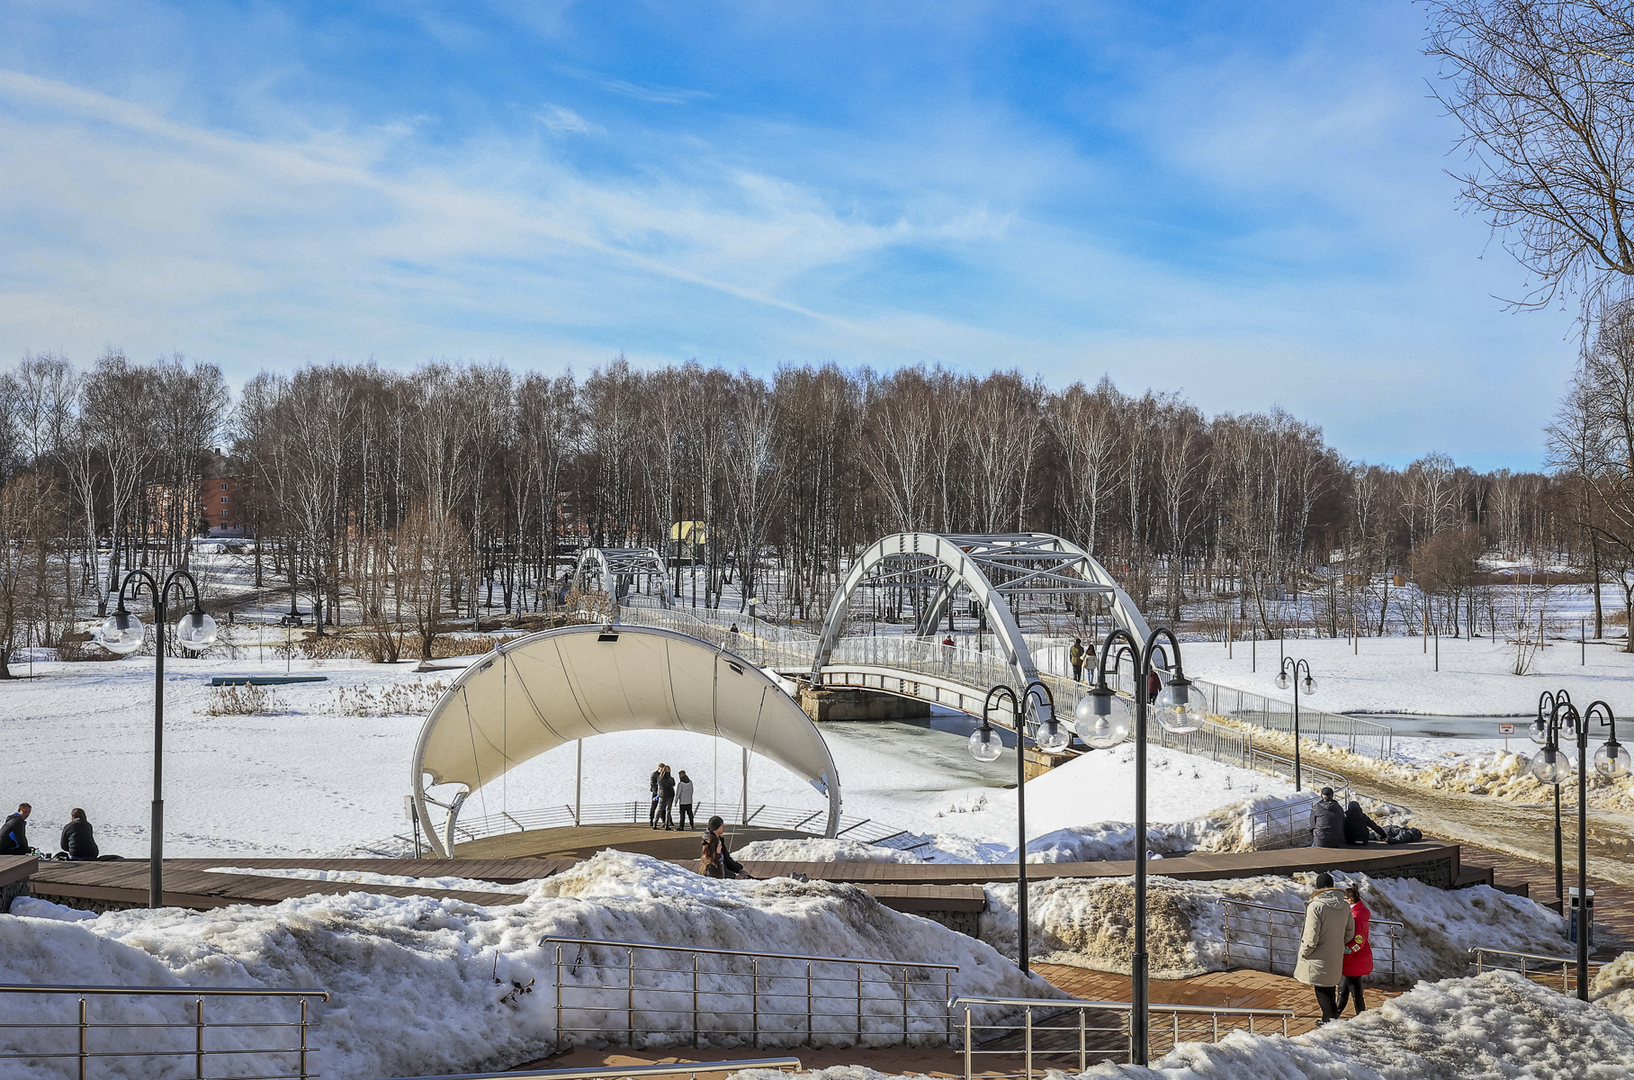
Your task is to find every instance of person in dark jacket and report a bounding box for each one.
[702,815,748,878]
[0,804,32,855]
[648,764,663,828]
[1310,788,1345,848]
[1343,801,1386,845]
[60,809,99,861]
[657,766,677,831]
[1070,638,1086,681]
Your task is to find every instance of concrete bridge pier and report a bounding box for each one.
[797,685,931,722]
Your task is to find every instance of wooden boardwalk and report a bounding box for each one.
[456,823,815,861]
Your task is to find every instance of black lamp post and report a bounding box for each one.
[96,569,219,908]
[968,679,1069,975]
[1075,626,1200,1067]
[1527,691,1627,999]
[1274,657,1317,791]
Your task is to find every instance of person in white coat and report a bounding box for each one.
[676,770,696,830]
[1294,872,1355,1023]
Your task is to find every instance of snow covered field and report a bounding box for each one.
[1186,633,1634,717]
[0,638,1302,860]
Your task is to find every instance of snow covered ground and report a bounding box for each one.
[742,971,1634,1080]
[0,637,1304,861]
[1186,633,1634,717]
[1,851,1062,1079]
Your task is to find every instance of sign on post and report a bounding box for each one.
[1498,723,1515,752]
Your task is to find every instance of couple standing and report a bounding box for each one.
[648,764,696,830]
[1295,873,1375,1023]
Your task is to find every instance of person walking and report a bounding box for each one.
[676,770,696,830]
[648,764,663,828]
[1343,801,1386,845]
[60,809,100,861]
[1070,638,1085,682]
[657,765,677,830]
[1336,883,1373,1016]
[0,803,32,856]
[941,634,955,672]
[1294,872,1354,1023]
[1310,787,1345,848]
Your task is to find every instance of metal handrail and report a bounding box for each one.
[0,984,329,1080]
[388,1057,804,1080]
[949,994,1294,1078]
[1222,898,1402,983]
[1469,946,1604,992]
[542,936,959,971]
[547,937,961,1052]
[451,801,928,852]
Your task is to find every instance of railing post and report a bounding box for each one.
[555,946,564,1054]
[300,997,310,1080]
[944,970,952,1046]
[627,948,635,1048]
[1172,1010,1180,1052]
[806,962,813,1049]
[752,958,760,1050]
[78,996,87,1080]
[856,965,863,1044]
[1212,1012,1218,1042]
[694,953,701,1051]
[1078,1005,1086,1073]
[1024,1006,1033,1080]
[901,966,909,1045]
[963,1006,972,1080]
[196,996,205,1079]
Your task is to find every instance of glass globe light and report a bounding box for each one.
[1528,719,1549,746]
[1155,676,1203,734]
[175,610,219,652]
[1595,740,1630,780]
[969,725,1003,763]
[1035,714,1070,753]
[1529,746,1573,785]
[1301,675,1317,696]
[1274,671,1290,690]
[1074,693,1129,748]
[97,610,145,655]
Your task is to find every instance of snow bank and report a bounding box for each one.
[204,866,537,893]
[979,871,1565,981]
[734,973,1634,1080]
[1593,950,1634,1022]
[732,838,924,863]
[0,852,1060,1078]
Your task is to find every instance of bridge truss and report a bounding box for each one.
[571,546,674,608]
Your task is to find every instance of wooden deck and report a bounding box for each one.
[455,822,815,861]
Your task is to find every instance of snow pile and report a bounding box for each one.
[0,852,1059,1078]
[204,866,537,893]
[979,871,1564,981]
[735,973,1634,1080]
[1593,950,1634,1022]
[732,838,924,863]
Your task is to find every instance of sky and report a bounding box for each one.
[0,1,1581,471]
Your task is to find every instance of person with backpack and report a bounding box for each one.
[1294,872,1354,1023]
[1336,883,1373,1016]
[0,804,32,855]
[657,765,677,831]
[60,808,100,861]
[1070,638,1085,681]
[676,770,695,830]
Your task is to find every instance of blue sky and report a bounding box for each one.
[0,1,1577,470]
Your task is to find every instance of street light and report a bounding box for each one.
[96,569,218,908]
[1528,689,1627,999]
[1274,657,1317,791]
[748,597,761,664]
[1076,625,1197,1066]
[966,679,1060,975]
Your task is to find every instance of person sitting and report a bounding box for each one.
[1310,788,1345,848]
[700,815,748,879]
[60,808,100,861]
[1343,801,1386,845]
[0,803,33,855]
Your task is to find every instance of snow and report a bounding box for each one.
[979,871,1565,981]
[732,838,924,863]
[736,973,1634,1080]
[1185,633,1634,718]
[0,851,1062,1078]
[203,866,536,893]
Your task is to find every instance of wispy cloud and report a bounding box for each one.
[535,103,599,135]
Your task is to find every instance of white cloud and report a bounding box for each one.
[534,103,598,135]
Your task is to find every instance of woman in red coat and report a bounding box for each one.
[1336,883,1372,1015]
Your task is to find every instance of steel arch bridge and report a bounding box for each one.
[571,546,674,608]
[804,532,1155,725]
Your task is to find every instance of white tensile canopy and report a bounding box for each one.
[410,623,842,856]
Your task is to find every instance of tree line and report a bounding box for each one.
[0,350,1584,675]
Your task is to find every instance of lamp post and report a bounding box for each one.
[1527,690,1628,999]
[1075,626,1202,1067]
[95,569,219,908]
[968,679,1068,975]
[748,597,761,664]
[1274,658,1318,791]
